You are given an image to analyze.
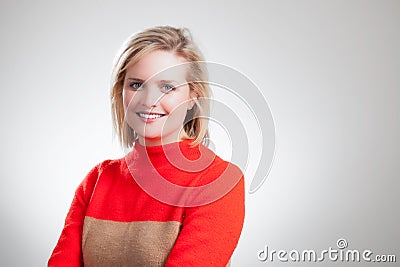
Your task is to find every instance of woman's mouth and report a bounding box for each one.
[136,112,166,122]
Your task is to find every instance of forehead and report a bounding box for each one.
[125,50,188,81]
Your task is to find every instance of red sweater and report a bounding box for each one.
[48,139,245,266]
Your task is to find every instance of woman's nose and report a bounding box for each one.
[141,84,163,108]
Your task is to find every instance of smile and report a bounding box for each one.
[136,112,166,119]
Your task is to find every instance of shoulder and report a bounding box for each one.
[79,156,127,188]
[187,145,245,206]
[94,156,133,181]
[200,143,243,173]
[198,145,244,185]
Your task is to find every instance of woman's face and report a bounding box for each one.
[123,50,194,146]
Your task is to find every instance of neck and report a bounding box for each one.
[137,131,192,147]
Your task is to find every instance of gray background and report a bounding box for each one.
[0,0,399,266]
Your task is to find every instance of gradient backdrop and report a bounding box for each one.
[0,0,398,266]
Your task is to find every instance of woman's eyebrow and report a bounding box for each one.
[159,79,179,84]
[126,77,144,82]
[126,78,178,82]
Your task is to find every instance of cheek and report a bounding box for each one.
[162,94,189,115]
[122,90,135,110]
[162,86,191,113]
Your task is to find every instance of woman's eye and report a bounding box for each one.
[129,82,143,90]
[162,84,174,92]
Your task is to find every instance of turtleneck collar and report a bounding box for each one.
[126,138,215,171]
[133,138,200,159]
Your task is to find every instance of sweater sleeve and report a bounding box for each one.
[48,163,101,267]
[165,165,245,267]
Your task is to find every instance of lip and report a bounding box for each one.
[136,112,166,123]
[137,111,166,115]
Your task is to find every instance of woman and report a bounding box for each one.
[48,26,245,267]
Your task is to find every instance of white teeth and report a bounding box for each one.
[137,113,164,119]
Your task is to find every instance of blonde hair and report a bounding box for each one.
[110,26,211,149]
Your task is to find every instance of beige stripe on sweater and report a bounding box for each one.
[82,216,181,267]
